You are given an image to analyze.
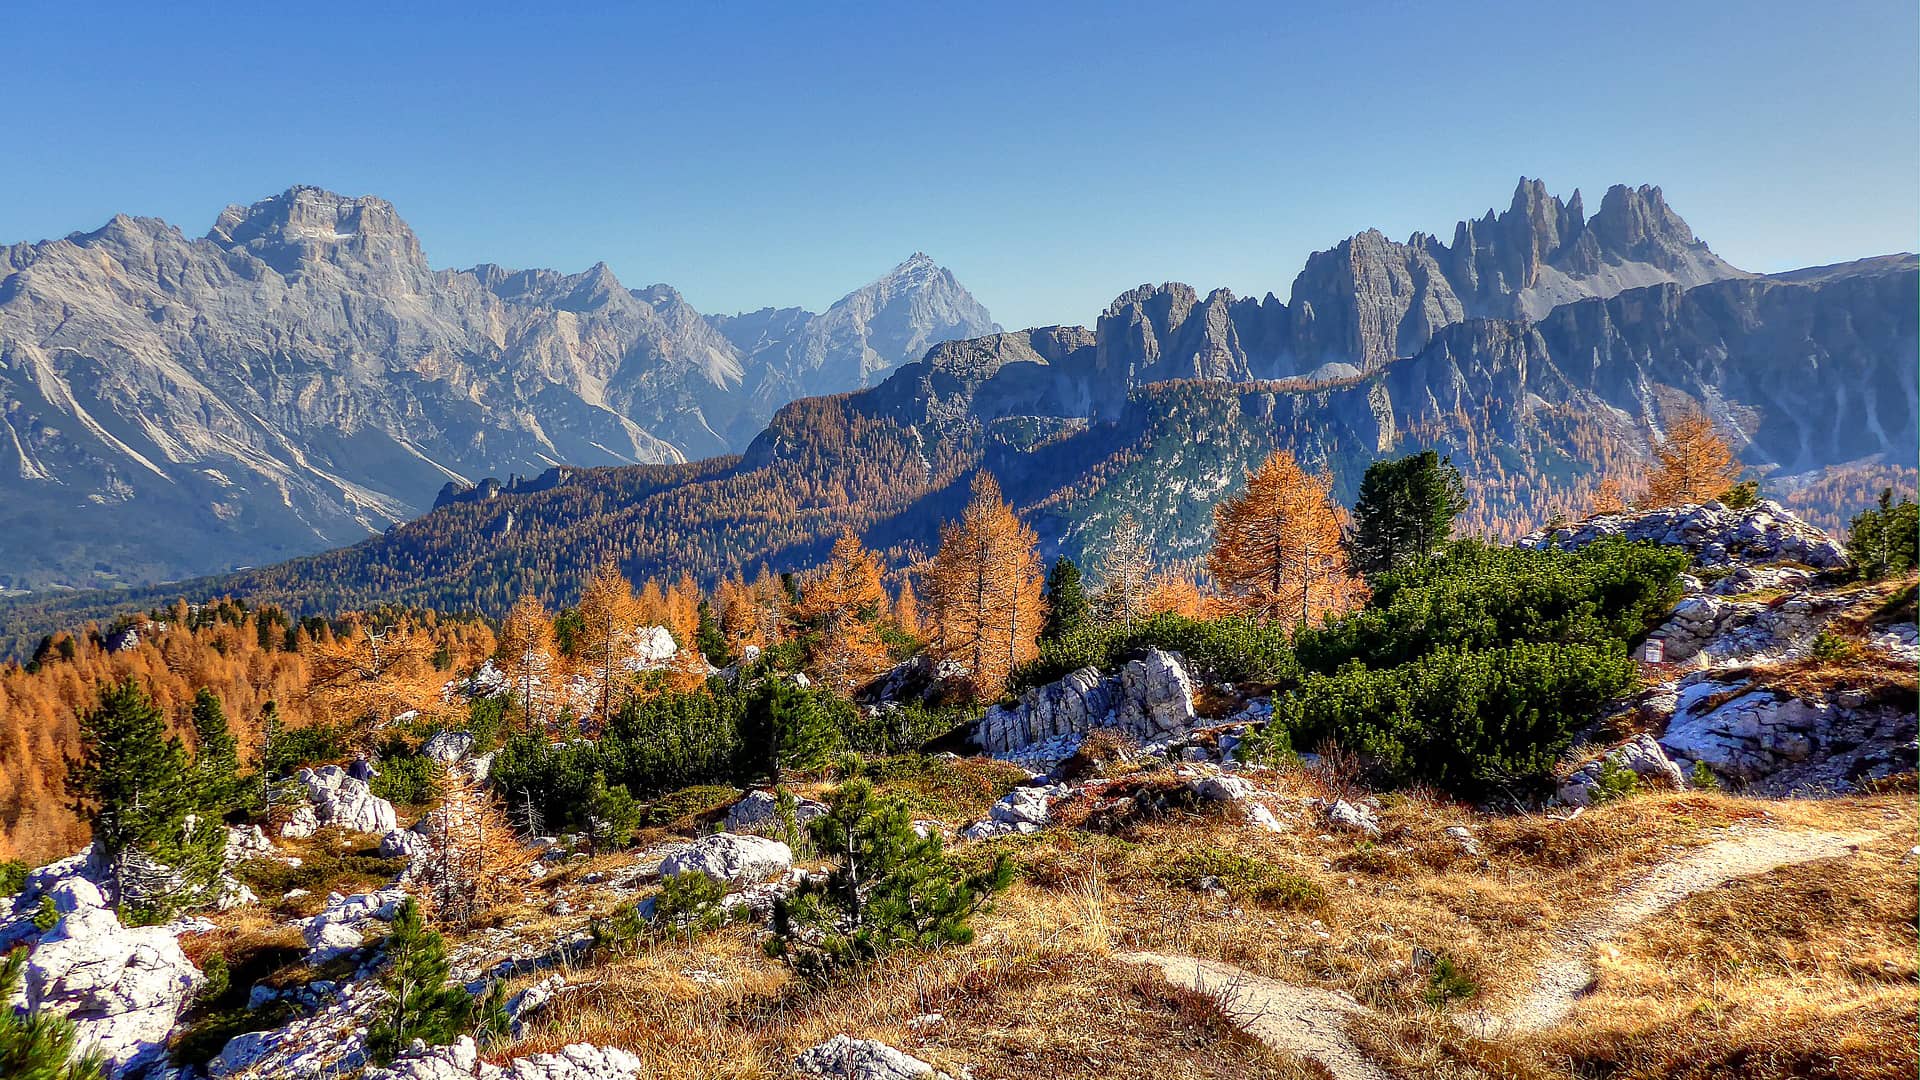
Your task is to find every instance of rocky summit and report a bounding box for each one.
[0,189,997,590]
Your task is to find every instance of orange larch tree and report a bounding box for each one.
[574,559,642,730]
[1207,449,1358,626]
[1645,407,1743,508]
[893,579,922,638]
[305,624,444,746]
[497,593,557,729]
[1094,512,1154,631]
[924,473,1047,700]
[794,530,891,695]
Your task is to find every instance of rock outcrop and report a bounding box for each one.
[25,897,202,1076]
[1520,501,1849,570]
[1658,675,1916,795]
[363,1035,642,1080]
[297,765,400,836]
[793,1035,952,1080]
[724,790,829,832]
[657,834,793,886]
[976,649,1196,755]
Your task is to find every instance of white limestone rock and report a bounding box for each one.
[657,833,792,886]
[794,1035,952,1080]
[25,903,202,1076]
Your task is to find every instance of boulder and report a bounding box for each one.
[364,1036,643,1080]
[26,903,202,1076]
[657,834,792,886]
[422,730,476,762]
[299,765,399,835]
[1188,774,1253,803]
[975,650,1198,755]
[280,804,320,839]
[1558,734,1690,805]
[1325,800,1380,836]
[724,790,829,832]
[299,888,408,962]
[381,828,429,860]
[794,1035,952,1080]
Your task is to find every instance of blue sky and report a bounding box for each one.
[4,1,1914,329]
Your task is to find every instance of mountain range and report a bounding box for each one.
[2,178,1910,654]
[0,187,997,591]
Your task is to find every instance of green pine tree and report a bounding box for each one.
[766,779,1012,981]
[1041,557,1091,642]
[695,599,730,666]
[66,680,222,916]
[740,677,845,785]
[1848,487,1918,581]
[1345,450,1468,580]
[365,898,477,1066]
[583,771,641,853]
[0,949,107,1080]
[189,689,242,814]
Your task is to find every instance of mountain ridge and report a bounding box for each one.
[0,187,997,591]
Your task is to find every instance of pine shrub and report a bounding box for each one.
[365,898,476,1066]
[767,779,1012,980]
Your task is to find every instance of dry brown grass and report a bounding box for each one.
[191,760,1914,1079]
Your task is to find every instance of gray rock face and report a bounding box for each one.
[362,1035,641,1080]
[724,790,828,832]
[1657,677,1916,794]
[421,730,475,762]
[0,190,996,590]
[297,765,399,835]
[25,901,201,1076]
[794,1035,951,1080]
[1520,501,1849,571]
[656,833,792,886]
[976,649,1195,755]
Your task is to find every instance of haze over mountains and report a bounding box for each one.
[2,178,1910,651]
[0,187,997,591]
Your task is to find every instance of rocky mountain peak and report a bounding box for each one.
[206,185,424,277]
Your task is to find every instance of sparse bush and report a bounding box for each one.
[768,779,1012,980]
[1689,760,1720,791]
[1808,629,1861,663]
[1588,756,1641,805]
[0,860,26,898]
[195,951,230,1005]
[1719,479,1761,510]
[1013,612,1300,693]
[1424,953,1477,1007]
[31,897,57,932]
[654,871,734,936]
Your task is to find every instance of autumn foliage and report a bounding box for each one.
[1645,408,1743,508]
[924,473,1047,700]
[794,530,892,694]
[1208,450,1361,626]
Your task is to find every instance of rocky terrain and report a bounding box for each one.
[0,189,997,590]
[4,501,1911,1080]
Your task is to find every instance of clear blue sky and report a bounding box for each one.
[5,1,1914,329]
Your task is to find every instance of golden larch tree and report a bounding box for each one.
[794,530,891,694]
[924,473,1047,699]
[497,594,557,729]
[574,559,641,729]
[1645,408,1743,507]
[414,763,529,931]
[893,579,922,638]
[305,625,442,746]
[1207,449,1357,626]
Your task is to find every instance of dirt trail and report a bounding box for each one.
[1126,827,1874,1077]
[1120,951,1392,1080]
[1478,826,1873,1034]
